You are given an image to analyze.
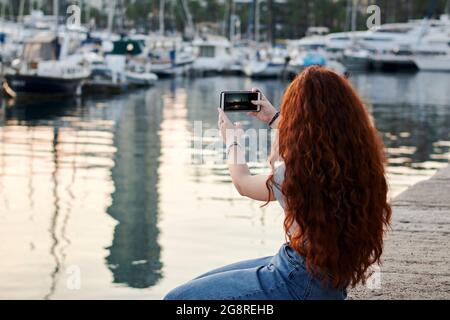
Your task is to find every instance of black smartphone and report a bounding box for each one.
[220,91,261,113]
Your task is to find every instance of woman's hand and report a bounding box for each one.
[218,108,244,146]
[248,88,278,125]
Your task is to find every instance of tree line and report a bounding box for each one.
[2,0,449,39]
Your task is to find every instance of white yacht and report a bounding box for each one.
[343,16,450,71]
[243,45,290,78]
[145,35,195,77]
[191,36,234,75]
[413,34,450,72]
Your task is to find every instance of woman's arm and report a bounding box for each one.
[219,109,276,202]
[227,144,275,202]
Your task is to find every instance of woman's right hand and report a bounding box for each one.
[249,88,278,125]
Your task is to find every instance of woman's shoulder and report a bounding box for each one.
[272,162,286,209]
[273,162,286,184]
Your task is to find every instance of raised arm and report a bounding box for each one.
[218,109,276,202]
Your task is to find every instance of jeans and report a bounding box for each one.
[164,244,347,300]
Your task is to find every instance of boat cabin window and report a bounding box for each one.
[199,46,215,58]
[416,50,447,56]
[329,37,350,41]
[362,37,393,42]
[376,27,412,34]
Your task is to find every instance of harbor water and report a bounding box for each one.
[0,72,449,299]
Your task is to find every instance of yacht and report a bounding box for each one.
[191,36,234,75]
[343,16,450,71]
[413,34,450,72]
[83,38,157,94]
[145,35,195,78]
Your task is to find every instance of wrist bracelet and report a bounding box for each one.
[268,111,280,128]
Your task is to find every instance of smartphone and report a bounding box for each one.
[220,91,261,113]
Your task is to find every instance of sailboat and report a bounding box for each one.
[413,31,450,72]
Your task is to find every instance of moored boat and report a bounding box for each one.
[3,32,90,99]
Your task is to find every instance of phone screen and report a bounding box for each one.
[221,92,260,112]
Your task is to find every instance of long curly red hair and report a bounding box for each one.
[268,66,391,289]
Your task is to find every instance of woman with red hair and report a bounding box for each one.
[165,66,392,300]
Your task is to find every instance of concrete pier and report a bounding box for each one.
[350,165,450,299]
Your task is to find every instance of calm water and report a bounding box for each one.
[0,73,449,299]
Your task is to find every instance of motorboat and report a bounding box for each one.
[191,36,234,75]
[146,35,195,78]
[3,32,90,99]
[243,45,290,78]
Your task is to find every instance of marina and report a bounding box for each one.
[0,2,449,100]
[1,73,450,299]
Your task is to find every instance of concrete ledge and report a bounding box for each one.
[350,165,450,300]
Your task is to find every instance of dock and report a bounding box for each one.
[350,165,450,299]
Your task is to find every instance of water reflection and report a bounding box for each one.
[350,73,450,195]
[106,90,163,288]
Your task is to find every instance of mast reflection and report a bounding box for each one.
[106,90,163,288]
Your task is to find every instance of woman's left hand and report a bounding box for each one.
[218,108,244,146]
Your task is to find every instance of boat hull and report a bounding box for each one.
[82,80,129,95]
[151,61,193,78]
[370,56,417,71]
[3,74,84,99]
[244,62,287,78]
[342,54,372,71]
[414,57,450,72]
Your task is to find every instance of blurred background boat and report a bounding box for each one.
[3,31,90,98]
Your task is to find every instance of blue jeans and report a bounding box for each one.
[164,244,347,300]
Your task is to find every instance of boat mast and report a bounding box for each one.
[227,0,235,41]
[107,0,116,34]
[159,0,165,36]
[255,0,260,43]
[179,0,194,39]
[351,0,358,33]
[53,0,58,21]
[18,0,25,22]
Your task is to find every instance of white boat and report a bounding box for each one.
[83,55,129,95]
[83,39,158,93]
[126,67,158,86]
[287,36,347,76]
[344,15,450,71]
[243,45,290,78]
[324,32,358,60]
[414,52,450,71]
[342,47,373,70]
[413,37,450,72]
[145,35,195,77]
[192,36,234,75]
